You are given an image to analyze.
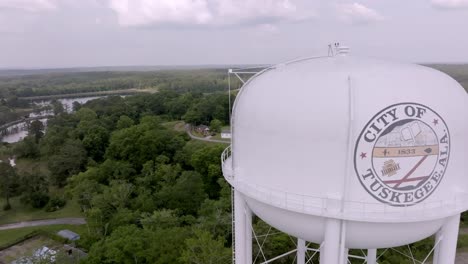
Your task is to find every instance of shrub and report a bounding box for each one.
[44,196,67,212]
[3,203,11,211]
[30,192,50,209]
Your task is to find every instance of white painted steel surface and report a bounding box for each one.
[223,51,468,254]
[433,214,460,263]
[297,239,306,264]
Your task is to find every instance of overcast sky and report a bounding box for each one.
[1,0,468,68]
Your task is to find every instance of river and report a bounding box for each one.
[1,96,106,143]
[32,96,103,113]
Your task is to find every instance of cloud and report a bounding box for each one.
[336,3,384,24]
[214,0,309,25]
[431,0,468,9]
[0,0,57,33]
[0,0,56,12]
[108,0,212,27]
[257,23,279,33]
[107,0,314,28]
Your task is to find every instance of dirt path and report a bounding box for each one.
[0,218,86,231]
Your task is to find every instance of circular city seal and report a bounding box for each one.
[354,103,450,207]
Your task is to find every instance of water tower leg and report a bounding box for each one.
[234,190,247,264]
[245,206,253,264]
[367,248,377,264]
[297,238,306,264]
[433,214,460,264]
[342,248,348,264]
[320,218,341,264]
[433,230,441,264]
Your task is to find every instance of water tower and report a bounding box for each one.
[221,46,468,263]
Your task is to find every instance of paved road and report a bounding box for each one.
[185,124,230,144]
[0,218,86,231]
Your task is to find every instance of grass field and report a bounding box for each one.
[0,197,82,225]
[14,158,50,176]
[0,235,62,263]
[0,224,87,263]
[162,120,186,132]
[0,224,87,248]
[210,133,230,141]
[211,126,231,141]
[0,155,82,225]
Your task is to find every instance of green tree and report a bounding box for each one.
[72,101,82,112]
[39,125,72,157]
[84,225,189,264]
[180,229,231,264]
[82,125,109,162]
[190,144,225,198]
[116,115,134,130]
[156,171,206,215]
[51,100,64,115]
[183,108,203,125]
[197,179,232,240]
[210,119,222,133]
[106,117,186,169]
[98,159,136,183]
[19,167,50,209]
[28,120,45,143]
[14,136,40,158]
[76,107,98,122]
[141,209,181,231]
[68,171,102,211]
[166,93,194,120]
[48,139,87,186]
[108,208,138,233]
[0,161,19,210]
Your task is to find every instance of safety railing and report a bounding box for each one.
[235,180,468,222]
[221,146,468,221]
[221,145,231,164]
[221,145,233,179]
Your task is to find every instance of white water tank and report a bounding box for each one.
[223,49,468,250]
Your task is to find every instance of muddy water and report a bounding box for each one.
[1,96,103,143]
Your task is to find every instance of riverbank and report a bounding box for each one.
[0,115,52,131]
[1,93,138,143]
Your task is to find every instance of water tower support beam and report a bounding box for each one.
[245,206,253,264]
[297,238,306,264]
[320,218,341,264]
[367,248,377,264]
[234,190,247,264]
[342,249,348,264]
[433,214,460,264]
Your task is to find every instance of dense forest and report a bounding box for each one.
[1,91,228,262]
[1,90,306,263]
[0,69,232,98]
